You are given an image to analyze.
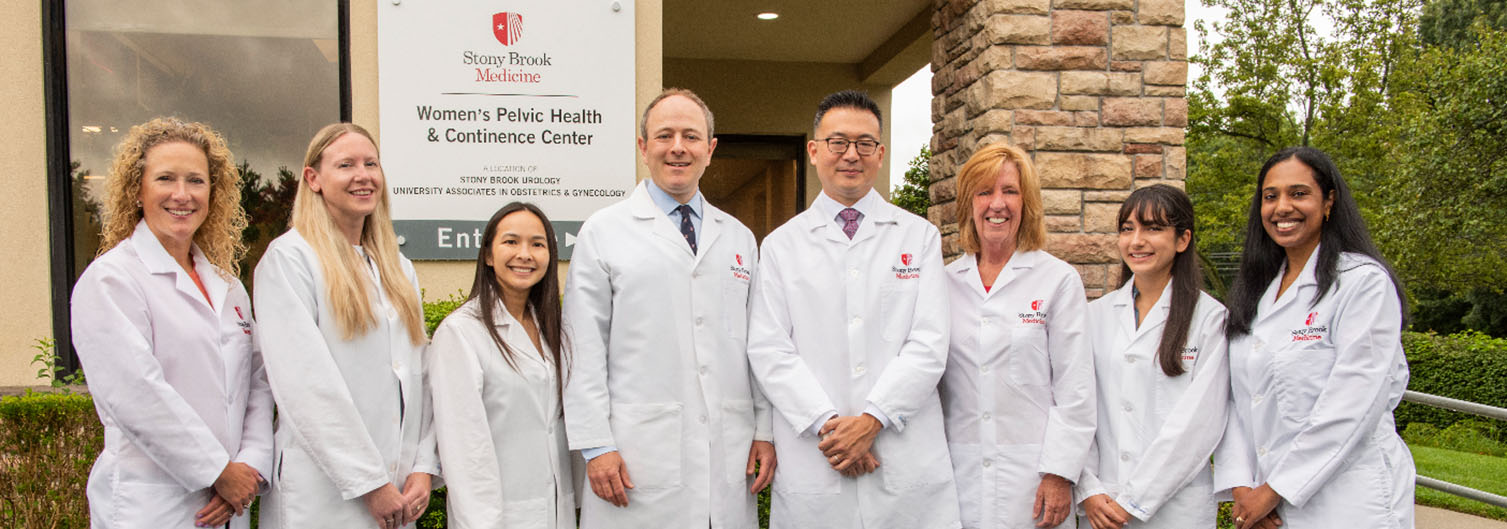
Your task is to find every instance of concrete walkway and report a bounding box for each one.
[1419,505,1507,529]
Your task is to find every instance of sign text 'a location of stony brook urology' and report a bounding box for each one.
[378,1,636,260]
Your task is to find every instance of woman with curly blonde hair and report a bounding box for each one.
[253,123,437,529]
[71,117,273,529]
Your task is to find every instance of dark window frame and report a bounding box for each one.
[42,0,353,374]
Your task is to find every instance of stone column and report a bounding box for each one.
[928,0,1187,297]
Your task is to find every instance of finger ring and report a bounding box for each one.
[1236,516,1245,523]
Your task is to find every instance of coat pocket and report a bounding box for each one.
[720,399,758,484]
[1008,327,1052,387]
[610,402,684,489]
[723,279,751,341]
[880,282,920,343]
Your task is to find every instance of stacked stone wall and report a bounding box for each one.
[928,0,1187,297]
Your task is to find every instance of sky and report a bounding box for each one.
[888,0,1231,189]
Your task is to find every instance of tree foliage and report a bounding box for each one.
[1378,25,1507,291]
[891,146,932,218]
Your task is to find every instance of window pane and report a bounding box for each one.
[64,0,340,279]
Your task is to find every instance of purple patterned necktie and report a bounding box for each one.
[838,208,861,239]
[676,204,697,254]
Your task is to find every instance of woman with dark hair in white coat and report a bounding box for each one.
[72,117,272,529]
[941,142,1096,529]
[1215,146,1414,529]
[254,123,438,529]
[428,202,575,528]
[1077,184,1228,529]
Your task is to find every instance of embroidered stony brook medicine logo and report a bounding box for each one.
[729,254,751,281]
[1018,299,1047,325]
[1292,311,1328,342]
[1181,345,1199,363]
[234,306,252,335]
[891,253,921,279]
[493,12,523,46]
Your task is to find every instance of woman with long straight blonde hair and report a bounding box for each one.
[253,123,438,529]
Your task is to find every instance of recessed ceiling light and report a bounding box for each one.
[757,12,779,20]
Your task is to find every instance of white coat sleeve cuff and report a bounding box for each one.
[581,446,618,461]
[863,403,893,429]
[804,411,838,438]
[1115,495,1152,522]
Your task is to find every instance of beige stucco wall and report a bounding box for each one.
[0,2,56,386]
[666,58,894,201]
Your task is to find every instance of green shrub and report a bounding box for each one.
[423,290,468,335]
[1397,331,1507,441]
[0,392,101,528]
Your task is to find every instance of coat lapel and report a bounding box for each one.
[628,181,696,258]
[131,220,216,313]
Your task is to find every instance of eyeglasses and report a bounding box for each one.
[819,137,880,156]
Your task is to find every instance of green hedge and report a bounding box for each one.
[1397,330,1507,440]
[0,392,101,529]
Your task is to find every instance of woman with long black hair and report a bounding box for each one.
[1215,147,1414,529]
[1077,184,1228,529]
[428,202,576,528]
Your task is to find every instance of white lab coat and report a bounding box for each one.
[428,299,575,529]
[1214,249,1414,528]
[562,181,773,529]
[941,251,1095,529]
[747,190,959,529]
[1076,279,1229,528]
[252,229,440,528]
[71,221,274,529]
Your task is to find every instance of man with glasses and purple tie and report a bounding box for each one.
[563,88,777,529]
[747,90,960,529]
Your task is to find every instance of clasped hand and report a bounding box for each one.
[818,414,882,477]
[194,461,260,527]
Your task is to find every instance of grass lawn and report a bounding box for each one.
[1411,444,1507,521]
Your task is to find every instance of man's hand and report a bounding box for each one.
[586,451,635,507]
[361,483,406,529]
[746,440,777,493]
[1032,473,1072,528]
[211,461,260,515]
[398,472,433,525]
[817,414,882,473]
[838,452,880,478]
[1080,493,1130,529]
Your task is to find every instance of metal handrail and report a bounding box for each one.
[1402,390,1507,509]
[1404,390,1507,422]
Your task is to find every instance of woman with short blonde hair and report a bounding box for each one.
[254,123,437,529]
[941,142,1095,529]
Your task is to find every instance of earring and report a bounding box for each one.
[135,200,142,208]
[1324,212,1330,221]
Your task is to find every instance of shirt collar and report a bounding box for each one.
[644,178,704,220]
[811,188,881,222]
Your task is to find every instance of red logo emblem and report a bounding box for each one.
[234,306,244,320]
[900,253,913,266]
[1305,312,1317,326]
[493,12,522,46]
[1031,299,1044,311]
[736,254,743,266]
